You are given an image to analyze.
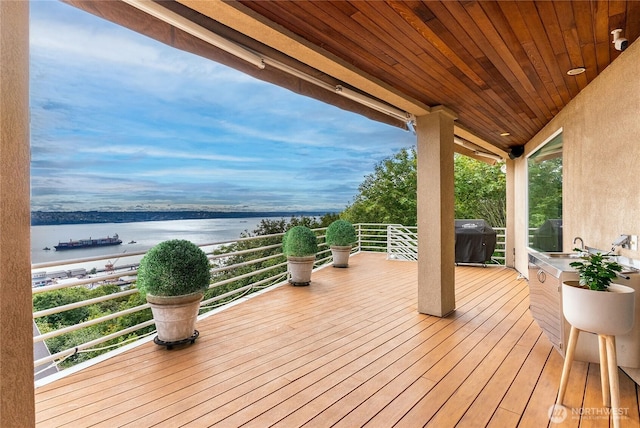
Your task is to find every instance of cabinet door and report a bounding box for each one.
[528,266,562,352]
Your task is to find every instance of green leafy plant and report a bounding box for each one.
[569,248,623,291]
[282,225,318,257]
[137,239,211,297]
[326,219,357,247]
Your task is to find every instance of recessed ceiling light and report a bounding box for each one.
[567,67,586,76]
[500,132,510,137]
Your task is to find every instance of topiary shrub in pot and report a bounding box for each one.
[282,225,318,286]
[137,239,211,346]
[326,219,356,268]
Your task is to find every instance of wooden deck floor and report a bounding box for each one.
[35,253,640,427]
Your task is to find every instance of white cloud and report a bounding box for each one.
[77,145,260,163]
[29,1,415,213]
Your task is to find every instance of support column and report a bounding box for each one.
[416,107,457,317]
[504,159,515,267]
[0,2,35,427]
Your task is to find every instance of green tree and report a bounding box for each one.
[528,157,562,228]
[33,287,91,326]
[342,147,417,225]
[342,148,506,227]
[454,154,506,227]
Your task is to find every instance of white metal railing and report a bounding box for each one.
[387,225,418,261]
[31,225,370,377]
[386,225,506,265]
[493,227,506,264]
[31,221,505,379]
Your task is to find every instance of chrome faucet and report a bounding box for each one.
[612,234,631,248]
[573,236,584,250]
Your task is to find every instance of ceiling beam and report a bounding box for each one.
[455,125,508,159]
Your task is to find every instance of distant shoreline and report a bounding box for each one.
[31,210,334,226]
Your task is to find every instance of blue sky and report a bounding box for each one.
[29,1,415,213]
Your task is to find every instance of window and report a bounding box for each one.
[527,132,563,251]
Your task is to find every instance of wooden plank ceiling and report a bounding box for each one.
[235,0,640,152]
[66,1,640,154]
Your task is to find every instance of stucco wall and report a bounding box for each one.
[515,40,640,276]
[0,2,35,426]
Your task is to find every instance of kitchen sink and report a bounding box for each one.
[543,252,582,259]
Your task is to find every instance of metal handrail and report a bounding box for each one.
[31,222,504,377]
[31,224,375,375]
[385,225,506,264]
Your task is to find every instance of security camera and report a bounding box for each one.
[611,29,628,52]
[615,38,629,51]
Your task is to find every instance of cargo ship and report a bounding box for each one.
[54,234,122,251]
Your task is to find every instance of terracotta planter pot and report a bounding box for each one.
[330,245,352,268]
[146,292,203,343]
[287,255,315,286]
[562,281,635,335]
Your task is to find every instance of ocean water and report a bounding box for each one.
[31,217,280,265]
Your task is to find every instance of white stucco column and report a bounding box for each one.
[504,159,515,267]
[416,107,457,317]
[0,2,35,426]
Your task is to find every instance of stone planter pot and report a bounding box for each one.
[562,281,635,335]
[330,245,352,268]
[287,255,315,286]
[146,292,203,343]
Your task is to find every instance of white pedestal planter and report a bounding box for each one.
[146,292,203,344]
[330,245,352,268]
[562,281,635,335]
[557,281,635,428]
[287,255,315,286]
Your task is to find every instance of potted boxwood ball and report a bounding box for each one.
[137,239,211,346]
[282,225,318,286]
[326,219,356,268]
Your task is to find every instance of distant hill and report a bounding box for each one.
[31,211,333,226]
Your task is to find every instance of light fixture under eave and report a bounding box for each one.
[335,85,415,124]
[567,67,586,76]
[121,0,265,69]
[473,151,503,162]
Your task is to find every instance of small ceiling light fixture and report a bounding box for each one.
[500,132,510,137]
[567,67,586,76]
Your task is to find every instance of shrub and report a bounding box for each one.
[569,249,623,291]
[282,226,318,257]
[136,239,211,297]
[326,219,357,246]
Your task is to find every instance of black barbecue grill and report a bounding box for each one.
[454,219,497,265]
